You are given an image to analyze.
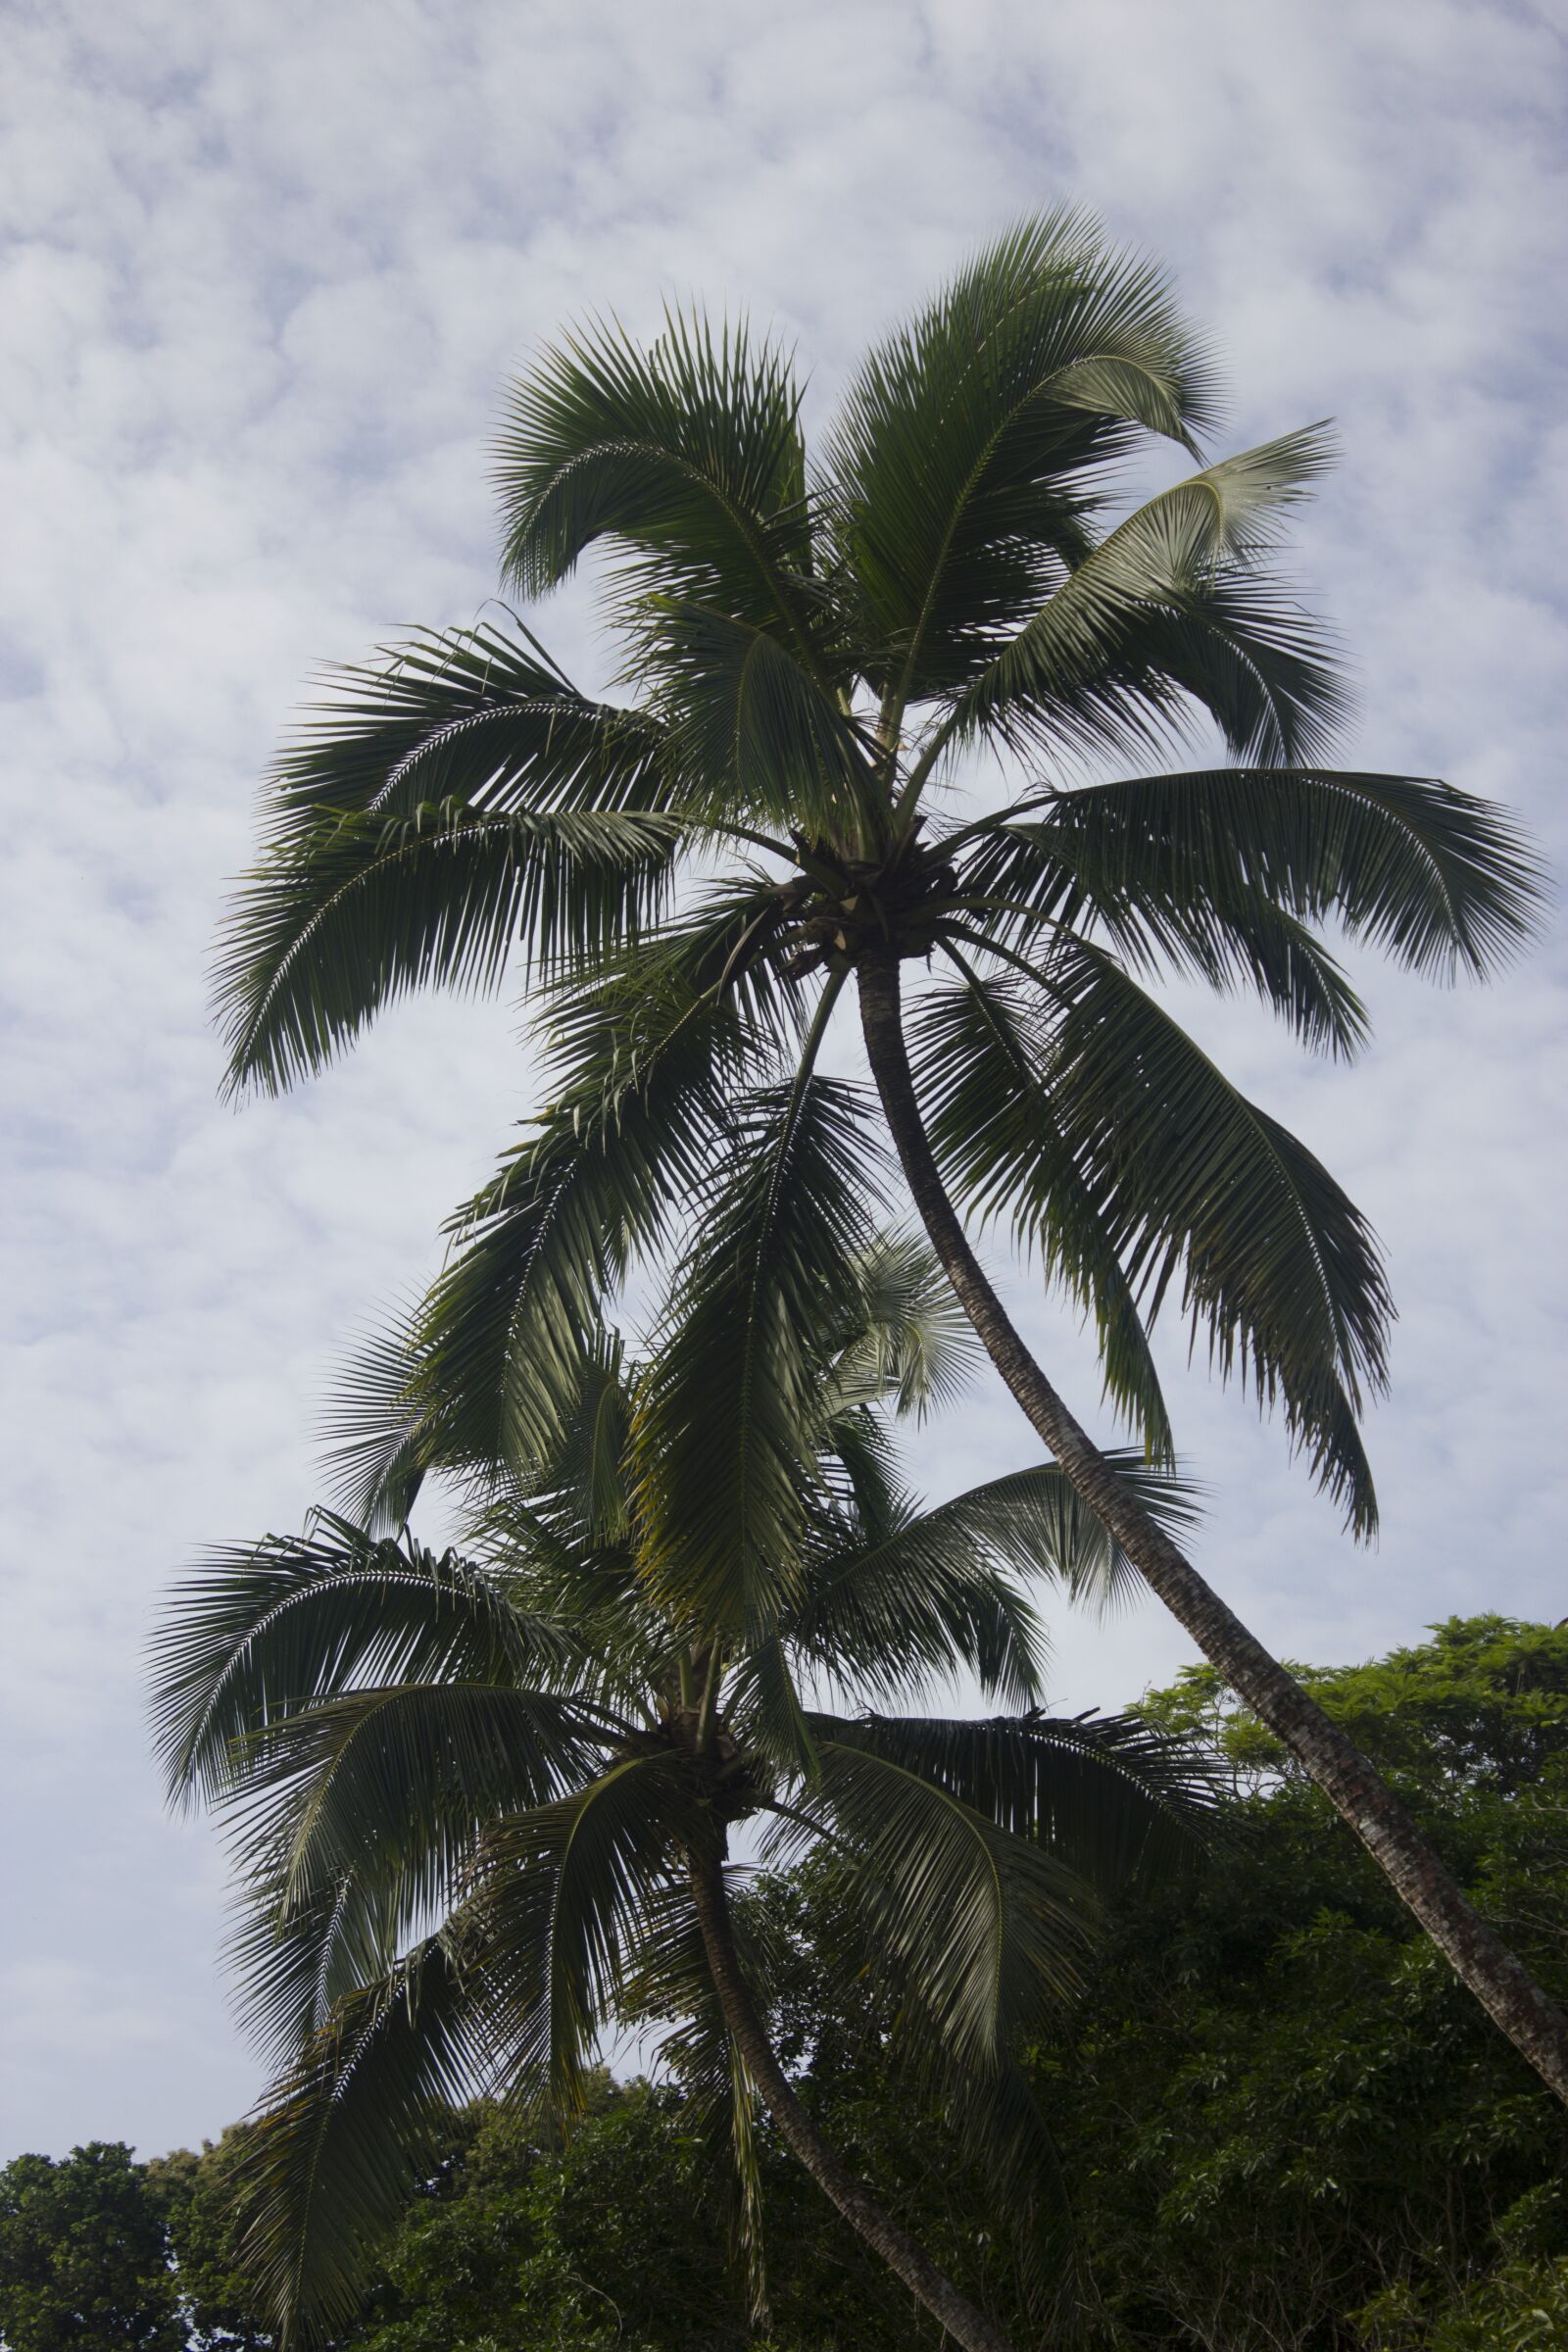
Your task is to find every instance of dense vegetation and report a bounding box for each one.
[9,1618,1566,2351]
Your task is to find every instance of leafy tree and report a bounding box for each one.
[1032,1616,1568,2347]
[0,2144,182,2352]
[208,210,1558,2089]
[146,2132,272,2352]
[151,1242,1215,2351]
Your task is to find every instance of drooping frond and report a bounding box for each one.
[912,957,1389,1531]
[151,1522,583,1809]
[471,1756,701,2115]
[230,1927,491,2341]
[795,1735,1098,2072]
[964,766,1546,986]
[217,802,684,1098]
[1041,939,1392,1532]
[787,1456,1199,1704]
[217,624,678,1095]
[909,966,1176,1458]
[622,597,878,840]
[496,310,823,660]
[818,1708,1220,1886]
[781,1485,1050,1712]
[933,426,1346,771]
[635,1073,885,1631]
[956,800,1371,1057]
[412,963,760,1478]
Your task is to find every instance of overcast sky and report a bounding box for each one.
[3,0,1565,2162]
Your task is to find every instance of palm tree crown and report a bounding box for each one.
[216,210,1537,1543]
[152,1242,1213,2344]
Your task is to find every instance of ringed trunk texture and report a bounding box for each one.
[686,1843,1020,2352]
[857,952,1568,2107]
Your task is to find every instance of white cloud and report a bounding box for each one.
[2,0,1564,2156]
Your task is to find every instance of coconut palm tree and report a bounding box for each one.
[152,1241,1214,2352]
[209,212,1562,2092]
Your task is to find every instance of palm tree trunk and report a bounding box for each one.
[857,951,1568,2105]
[685,1841,1021,2352]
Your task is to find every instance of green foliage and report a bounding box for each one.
[1037,1616,1568,2347]
[23,1621,1568,2349]
[0,2144,182,2352]
[213,213,1546,1541]
[146,2133,271,2352]
[150,1246,1211,2341]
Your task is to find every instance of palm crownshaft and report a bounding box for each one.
[155,1259,1214,2347]
[210,211,1561,2091]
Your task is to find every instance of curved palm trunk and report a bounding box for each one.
[857,952,1568,2106]
[686,1842,1020,2352]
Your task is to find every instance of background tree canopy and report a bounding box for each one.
[7,1618,1566,2352]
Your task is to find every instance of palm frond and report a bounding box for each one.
[413,967,757,1477]
[230,1926,490,2341]
[909,967,1175,1458]
[966,766,1546,984]
[216,802,683,1098]
[797,1735,1097,2072]
[823,209,1218,708]
[1041,939,1392,1532]
[937,425,1345,770]
[473,1755,700,2116]
[496,310,828,673]
[151,1522,581,1809]
[788,1456,1198,1706]
[259,623,671,841]
[624,598,879,840]
[820,1231,980,1424]
[635,1073,885,1632]
[816,1709,1219,1886]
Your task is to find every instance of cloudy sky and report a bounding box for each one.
[3,0,1565,2162]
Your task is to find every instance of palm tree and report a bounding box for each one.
[209,211,1563,2092]
[152,1242,1215,2352]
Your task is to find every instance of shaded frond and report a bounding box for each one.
[824,209,1218,706]
[910,967,1175,1458]
[217,803,683,1098]
[151,1522,581,1809]
[636,1074,885,1631]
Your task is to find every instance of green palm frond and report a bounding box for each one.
[624,598,879,839]
[965,766,1546,984]
[216,802,684,1098]
[797,1736,1097,2071]
[259,623,671,843]
[910,966,1176,1458]
[473,1756,701,2115]
[151,1522,581,1808]
[229,1926,492,2340]
[935,425,1344,771]
[496,310,824,662]
[317,1320,441,1534]
[820,1230,980,1423]
[822,209,1217,710]
[636,1072,885,1630]
[1042,939,1391,1530]
[912,958,1388,1530]
[817,1708,1219,1886]
[956,800,1372,1055]
[789,1457,1198,1701]
[412,970,753,1477]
